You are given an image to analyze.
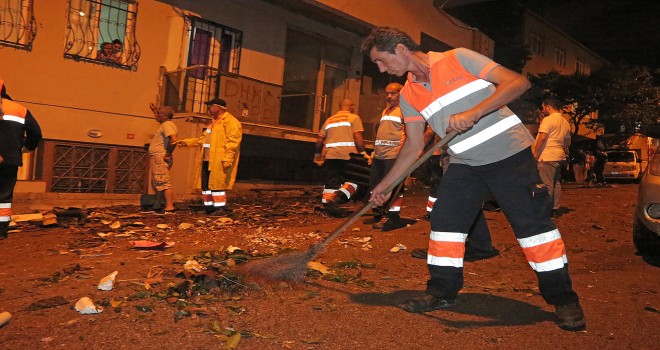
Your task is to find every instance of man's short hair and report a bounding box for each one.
[361,27,420,56]
[159,106,175,119]
[542,98,562,110]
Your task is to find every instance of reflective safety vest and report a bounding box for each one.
[400,49,533,166]
[373,106,405,160]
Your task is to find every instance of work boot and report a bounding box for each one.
[555,303,586,331]
[363,216,382,225]
[0,231,7,240]
[324,202,349,218]
[464,247,499,262]
[411,248,428,259]
[399,294,458,313]
[379,216,406,231]
[209,208,227,216]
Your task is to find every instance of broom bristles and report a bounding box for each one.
[237,251,314,282]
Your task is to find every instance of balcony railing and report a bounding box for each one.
[162,65,282,125]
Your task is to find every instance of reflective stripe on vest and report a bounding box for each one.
[420,79,492,120]
[326,142,355,148]
[380,115,402,123]
[325,121,352,130]
[1,114,25,124]
[449,114,522,154]
[374,140,400,146]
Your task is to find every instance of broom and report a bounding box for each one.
[238,130,459,281]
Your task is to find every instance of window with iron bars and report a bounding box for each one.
[0,0,36,50]
[187,16,242,79]
[64,0,141,70]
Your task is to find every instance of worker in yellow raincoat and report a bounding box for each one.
[177,98,242,216]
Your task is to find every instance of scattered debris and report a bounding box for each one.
[389,243,407,253]
[0,311,12,328]
[26,296,69,311]
[307,261,330,275]
[129,240,175,250]
[74,297,103,314]
[98,271,119,291]
[178,223,194,230]
[184,260,205,272]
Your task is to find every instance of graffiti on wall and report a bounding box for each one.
[220,75,281,125]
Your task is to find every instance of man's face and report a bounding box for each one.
[541,103,550,116]
[155,110,169,123]
[208,104,224,116]
[370,46,406,77]
[385,88,400,106]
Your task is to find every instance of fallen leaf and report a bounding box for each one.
[109,221,121,229]
[156,224,169,229]
[307,262,330,275]
[178,223,193,230]
[224,333,241,349]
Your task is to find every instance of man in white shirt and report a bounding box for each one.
[534,98,571,217]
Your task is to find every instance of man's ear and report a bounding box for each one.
[395,43,407,55]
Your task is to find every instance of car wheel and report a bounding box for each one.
[633,216,660,254]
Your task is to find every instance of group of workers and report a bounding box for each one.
[0,25,584,333]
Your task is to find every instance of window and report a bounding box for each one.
[575,58,585,74]
[555,47,566,67]
[0,0,36,50]
[65,0,141,70]
[530,33,544,56]
[187,16,242,78]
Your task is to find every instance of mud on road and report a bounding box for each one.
[0,183,658,350]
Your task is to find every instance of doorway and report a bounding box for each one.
[279,29,352,131]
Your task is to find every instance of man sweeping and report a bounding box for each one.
[362,27,585,331]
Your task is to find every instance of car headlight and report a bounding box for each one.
[647,204,660,219]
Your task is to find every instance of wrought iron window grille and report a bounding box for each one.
[64,0,141,70]
[187,16,242,77]
[0,0,37,51]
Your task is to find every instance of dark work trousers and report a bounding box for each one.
[324,159,348,190]
[428,148,579,306]
[466,210,493,252]
[427,155,443,196]
[369,158,404,219]
[200,161,213,212]
[0,164,19,235]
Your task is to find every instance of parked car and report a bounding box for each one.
[633,125,660,255]
[604,150,642,182]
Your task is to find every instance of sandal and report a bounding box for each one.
[399,294,457,313]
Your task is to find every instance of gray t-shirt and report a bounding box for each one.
[148,120,177,155]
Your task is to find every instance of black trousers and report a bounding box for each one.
[369,158,404,218]
[428,148,579,306]
[0,164,19,235]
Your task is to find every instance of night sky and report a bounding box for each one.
[443,0,660,69]
[523,0,660,69]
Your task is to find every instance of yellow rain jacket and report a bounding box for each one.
[179,111,242,190]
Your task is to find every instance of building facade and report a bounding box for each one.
[1,0,492,199]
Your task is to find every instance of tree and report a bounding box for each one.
[591,65,660,134]
[527,71,604,136]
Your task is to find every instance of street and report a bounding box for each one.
[0,182,658,350]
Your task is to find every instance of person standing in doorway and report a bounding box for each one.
[533,98,571,217]
[177,98,242,216]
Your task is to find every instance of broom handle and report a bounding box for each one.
[309,130,459,256]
